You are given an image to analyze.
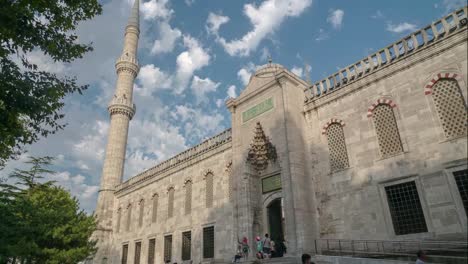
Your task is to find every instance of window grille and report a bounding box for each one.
[138,200,144,227]
[116,208,121,233]
[182,231,192,261]
[148,238,156,264]
[326,123,349,171]
[134,241,141,264]
[164,235,172,263]
[385,181,428,235]
[453,169,468,216]
[432,78,467,138]
[203,226,215,258]
[152,194,158,223]
[373,104,403,157]
[121,244,128,264]
[185,181,192,215]
[168,188,175,218]
[206,173,214,208]
[126,204,132,231]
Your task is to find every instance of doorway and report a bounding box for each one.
[267,198,284,242]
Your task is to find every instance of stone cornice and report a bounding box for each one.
[114,129,232,197]
[304,28,467,112]
[108,98,136,119]
[115,57,139,77]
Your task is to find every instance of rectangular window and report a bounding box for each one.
[203,226,215,259]
[385,181,428,235]
[164,235,172,263]
[134,241,141,264]
[121,244,128,264]
[182,231,192,261]
[148,238,156,264]
[453,169,468,216]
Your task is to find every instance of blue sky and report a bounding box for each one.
[1,0,465,212]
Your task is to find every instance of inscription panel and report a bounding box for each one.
[242,97,274,123]
[262,174,282,194]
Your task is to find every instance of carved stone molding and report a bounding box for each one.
[108,100,136,120]
[246,122,277,172]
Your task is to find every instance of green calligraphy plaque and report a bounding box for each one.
[262,174,281,194]
[242,97,274,123]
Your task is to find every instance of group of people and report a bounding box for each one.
[232,233,287,262]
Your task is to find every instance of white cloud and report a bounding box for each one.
[260,47,271,62]
[371,10,384,19]
[215,99,224,108]
[327,9,344,29]
[174,35,211,93]
[185,0,195,6]
[151,21,182,54]
[386,22,418,33]
[216,0,312,56]
[227,85,237,98]
[51,171,99,210]
[442,0,466,12]
[291,66,303,78]
[136,64,172,95]
[206,12,230,35]
[141,0,173,20]
[237,63,259,86]
[315,28,329,41]
[190,76,220,104]
[73,120,109,165]
[172,105,225,142]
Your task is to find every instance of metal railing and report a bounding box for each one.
[315,239,468,262]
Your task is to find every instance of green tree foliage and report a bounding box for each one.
[0,0,102,168]
[0,157,97,263]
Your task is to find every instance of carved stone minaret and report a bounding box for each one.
[93,0,139,261]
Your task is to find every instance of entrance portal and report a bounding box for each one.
[267,198,284,242]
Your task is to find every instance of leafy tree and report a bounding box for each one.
[0,0,102,168]
[0,157,97,263]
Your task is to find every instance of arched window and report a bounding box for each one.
[431,78,467,138]
[226,162,233,202]
[185,180,192,215]
[205,172,214,208]
[167,187,175,218]
[138,199,144,227]
[325,123,349,171]
[372,104,403,157]
[151,193,158,223]
[126,204,132,231]
[116,208,122,233]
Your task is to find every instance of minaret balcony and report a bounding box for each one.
[108,95,136,119]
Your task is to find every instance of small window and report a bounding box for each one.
[432,78,467,139]
[148,238,156,264]
[134,241,141,264]
[206,173,214,208]
[385,181,428,235]
[152,194,158,223]
[326,123,349,171]
[203,226,215,258]
[126,204,132,231]
[182,231,192,261]
[373,104,404,157]
[164,235,173,263]
[121,244,128,264]
[185,181,192,215]
[453,169,468,216]
[116,208,121,233]
[168,187,175,218]
[138,199,144,227]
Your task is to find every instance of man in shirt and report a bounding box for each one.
[262,233,271,258]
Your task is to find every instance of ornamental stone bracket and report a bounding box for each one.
[246,122,278,172]
[108,94,136,119]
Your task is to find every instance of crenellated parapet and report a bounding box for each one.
[115,55,139,77]
[304,6,467,102]
[108,95,136,119]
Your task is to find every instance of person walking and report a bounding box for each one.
[416,250,427,264]
[255,236,263,259]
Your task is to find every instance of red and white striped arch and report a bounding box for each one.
[322,118,345,134]
[367,98,397,117]
[424,72,463,95]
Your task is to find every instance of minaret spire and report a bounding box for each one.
[93,0,140,261]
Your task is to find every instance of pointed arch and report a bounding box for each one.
[138,199,144,227]
[424,72,464,95]
[367,98,397,117]
[184,179,193,215]
[322,119,349,171]
[151,193,158,223]
[167,186,175,218]
[322,118,345,135]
